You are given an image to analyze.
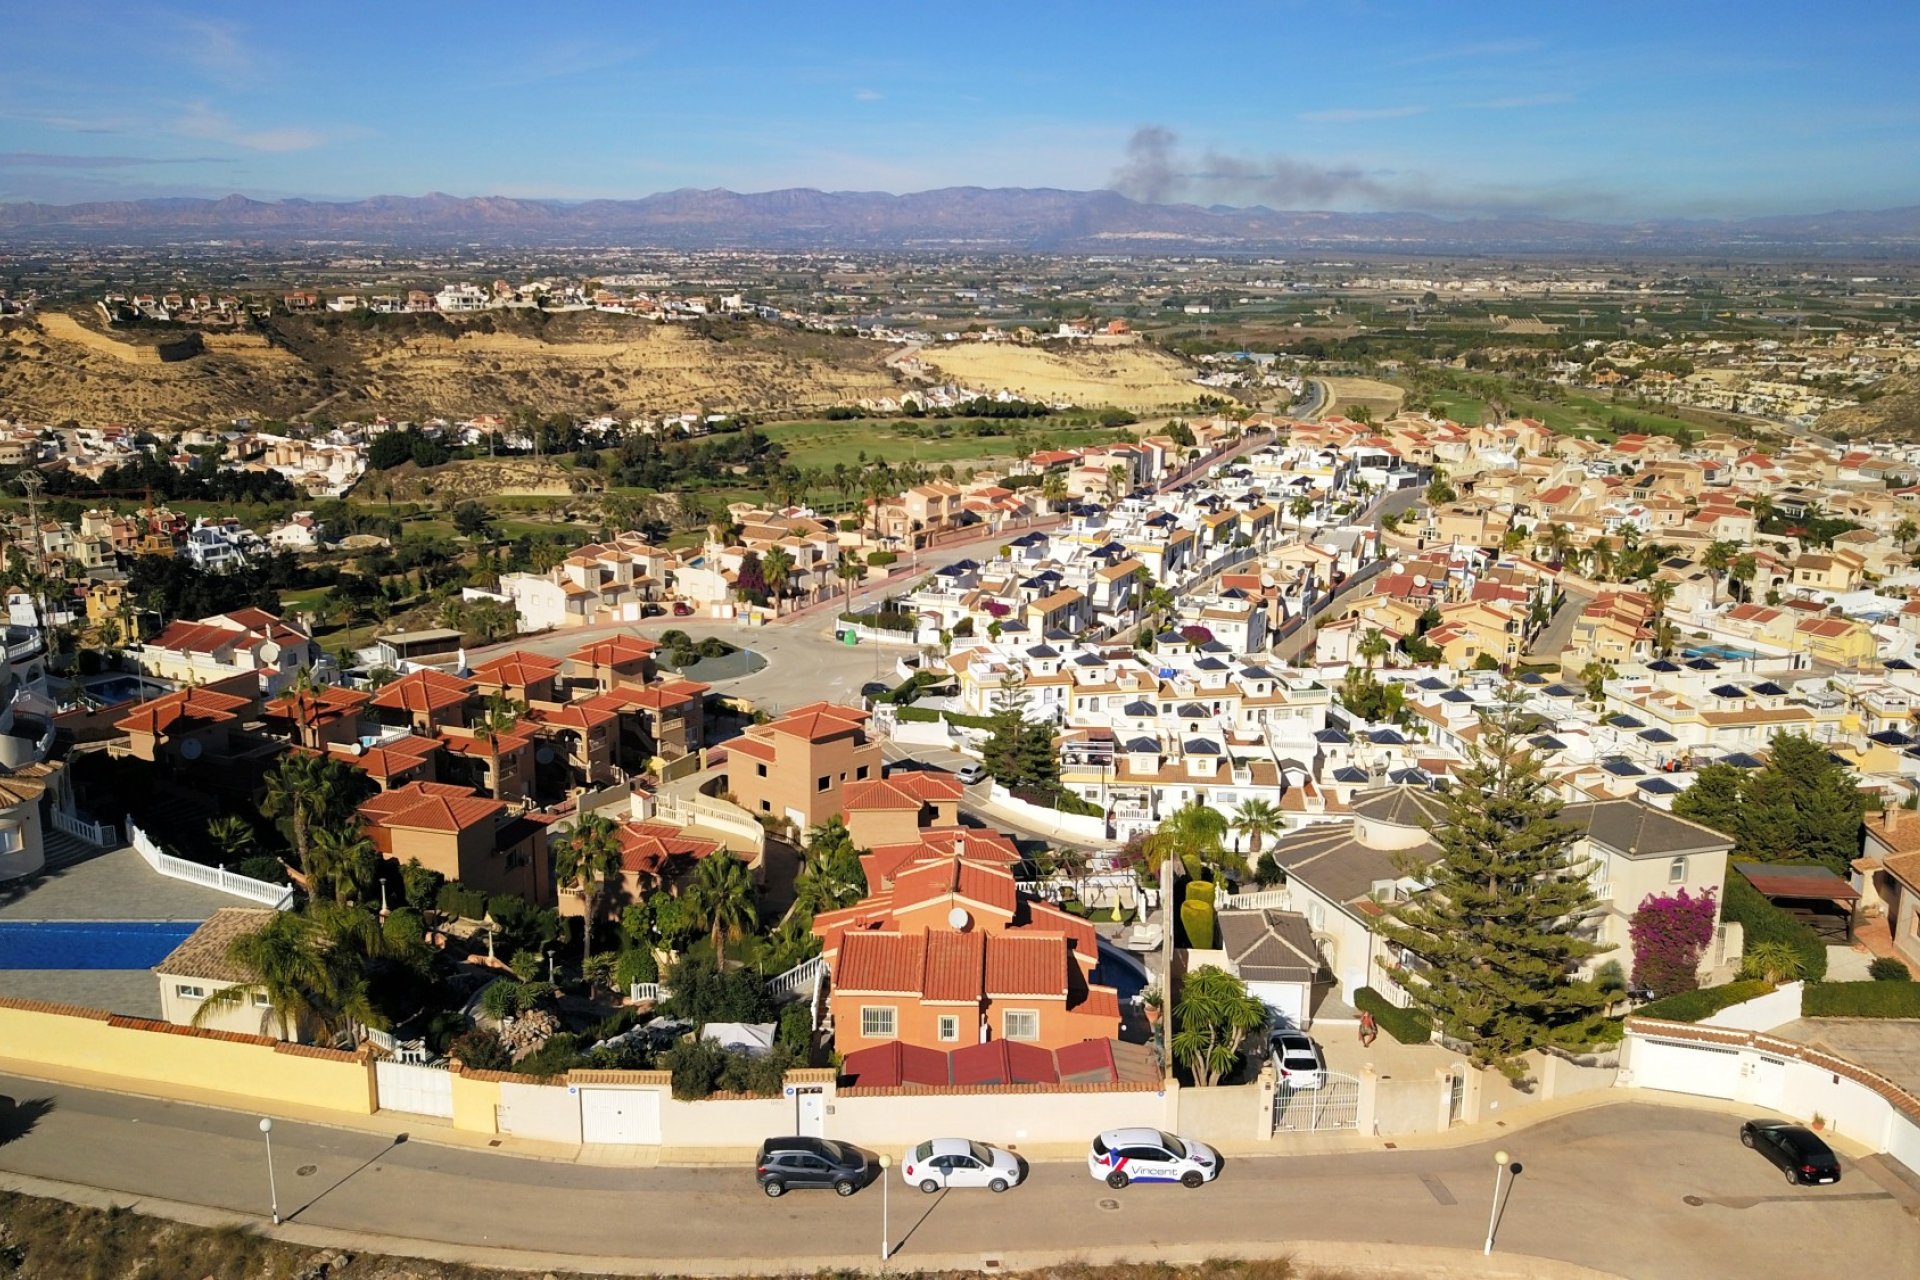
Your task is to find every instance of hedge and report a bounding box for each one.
[1723,874,1827,982]
[1185,880,1217,907]
[1633,978,1774,1023]
[893,706,997,729]
[1180,899,1216,950]
[437,880,490,922]
[1353,986,1433,1044]
[1803,981,1920,1018]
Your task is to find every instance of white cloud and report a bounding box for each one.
[1470,93,1575,110]
[854,88,884,102]
[1297,105,1429,124]
[174,103,336,153]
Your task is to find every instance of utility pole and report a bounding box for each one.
[17,471,50,650]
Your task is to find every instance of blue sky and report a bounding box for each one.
[3,1,1917,217]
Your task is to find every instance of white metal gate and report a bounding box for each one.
[580,1087,662,1144]
[1273,1070,1361,1133]
[375,1059,453,1118]
[792,1085,826,1137]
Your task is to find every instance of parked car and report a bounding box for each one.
[755,1136,871,1197]
[639,603,665,618]
[860,681,893,700]
[899,1137,1023,1193]
[1740,1120,1842,1185]
[672,601,694,617]
[1270,1031,1326,1090]
[956,761,987,785]
[1087,1127,1220,1189]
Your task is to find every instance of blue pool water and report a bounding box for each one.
[1683,643,1758,661]
[1094,943,1148,1001]
[0,921,198,970]
[85,676,170,706]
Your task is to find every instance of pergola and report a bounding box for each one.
[1734,862,1862,942]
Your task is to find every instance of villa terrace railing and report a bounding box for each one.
[126,818,294,909]
[50,808,117,848]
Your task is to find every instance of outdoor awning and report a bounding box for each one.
[1734,862,1860,903]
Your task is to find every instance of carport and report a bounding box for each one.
[1734,862,1860,942]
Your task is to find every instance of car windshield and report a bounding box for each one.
[819,1140,849,1163]
[913,1141,934,1161]
[1156,1131,1188,1159]
[968,1141,994,1165]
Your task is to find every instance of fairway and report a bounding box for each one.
[757,418,1127,470]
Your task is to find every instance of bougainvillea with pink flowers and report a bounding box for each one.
[1629,887,1719,997]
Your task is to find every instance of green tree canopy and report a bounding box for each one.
[1671,734,1868,873]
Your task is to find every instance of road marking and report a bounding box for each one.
[1419,1173,1456,1205]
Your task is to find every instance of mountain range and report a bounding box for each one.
[3,187,1919,255]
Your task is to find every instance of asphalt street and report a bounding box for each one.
[1,1074,1914,1278]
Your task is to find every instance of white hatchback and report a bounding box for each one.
[1087,1127,1221,1189]
[899,1137,1023,1193]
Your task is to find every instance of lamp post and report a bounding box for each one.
[259,1117,280,1225]
[546,947,557,986]
[1484,1148,1518,1255]
[877,1153,892,1261]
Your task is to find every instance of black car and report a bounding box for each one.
[1740,1120,1842,1185]
[756,1136,870,1197]
[860,681,893,699]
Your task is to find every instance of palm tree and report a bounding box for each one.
[1541,523,1574,567]
[1647,578,1676,619]
[1729,552,1758,603]
[310,823,379,905]
[553,812,625,967]
[1106,464,1129,498]
[261,752,348,883]
[1749,494,1776,528]
[1897,518,1919,553]
[207,814,255,865]
[475,690,525,802]
[1701,539,1737,604]
[1143,800,1229,876]
[192,911,328,1041]
[1041,470,1068,513]
[1170,965,1269,1087]
[688,851,758,958]
[761,545,795,611]
[1357,626,1391,670]
[836,551,865,605]
[1231,798,1284,858]
[1288,495,1314,531]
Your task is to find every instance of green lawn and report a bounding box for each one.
[756,418,1124,471]
[1401,373,1715,443]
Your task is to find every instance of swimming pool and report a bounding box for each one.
[0,921,198,970]
[1683,644,1758,661]
[83,675,171,706]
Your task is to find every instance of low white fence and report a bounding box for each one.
[51,807,118,848]
[628,982,671,1003]
[126,819,294,909]
[1220,888,1293,912]
[768,955,825,1000]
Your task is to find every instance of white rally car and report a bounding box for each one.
[1087,1127,1221,1189]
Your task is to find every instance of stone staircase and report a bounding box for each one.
[38,827,106,873]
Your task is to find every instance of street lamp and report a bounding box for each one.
[259,1117,280,1225]
[546,947,557,985]
[877,1153,892,1261]
[1484,1148,1520,1255]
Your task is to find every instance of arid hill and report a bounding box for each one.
[1818,374,1920,441]
[0,308,897,426]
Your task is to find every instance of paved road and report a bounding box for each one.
[882,740,1105,851]
[0,1075,1913,1278]
[1527,585,1595,660]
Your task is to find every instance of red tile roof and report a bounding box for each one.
[921,930,986,1002]
[471,651,562,686]
[766,701,868,742]
[836,932,924,993]
[325,733,438,780]
[984,933,1067,997]
[115,687,250,735]
[842,770,965,813]
[838,1041,953,1088]
[359,781,502,833]
[569,634,659,665]
[949,1039,1058,1086]
[370,668,473,713]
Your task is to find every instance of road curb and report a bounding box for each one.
[0,1168,1622,1278]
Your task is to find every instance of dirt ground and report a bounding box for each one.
[919,342,1199,411]
[1315,376,1406,422]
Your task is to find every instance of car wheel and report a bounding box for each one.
[920,1179,940,1194]
[1106,1170,1129,1189]
[1181,1171,1206,1189]
[763,1181,785,1198]
[1740,1131,1755,1148]
[834,1179,857,1197]
[1784,1167,1800,1186]
[989,1178,1009,1193]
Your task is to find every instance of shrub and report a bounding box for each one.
[1179,899,1216,950]
[777,1002,814,1054]
[1252,852,1285,887]
[436,880,490,922]
[1740,940,1805,985]
[478,979,543,1022]
[231,855,290,885]
[1354,987,1433,1044]
[866,550,898,567]
[1185,880,1218,908]
[616,947,659,988]
[1869,957,1912,982]
[513,1032,583,1078]
[1722,875,1826,982]
[1803,980,1920,1017]
[447,1026,510,1071]
[1633,978,1774,1023]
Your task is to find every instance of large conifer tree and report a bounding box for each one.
[1376,690,1608,1079]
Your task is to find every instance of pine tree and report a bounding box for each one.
[1376,690,1608,1079]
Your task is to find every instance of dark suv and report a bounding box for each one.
[756,1136,870,1197]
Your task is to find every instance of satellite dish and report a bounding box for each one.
[1412,574,1428,588]
[948,906,971,931]
[180,738,202,761]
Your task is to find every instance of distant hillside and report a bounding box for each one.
[4,187,1920,254]
[1818,374,1920,441]
[0,309,896,426]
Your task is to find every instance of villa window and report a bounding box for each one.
[856,764,871,781]
[818,775,831,792]
[756,763,767,778]
[1668,857,1688,884]
[175,984,205,1001]
[937,1015,960,1042]
[1003,1010,1040,1041]
[860,1007,897,1040]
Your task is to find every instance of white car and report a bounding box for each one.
[955,761,987,786]
[1271,1031,1327,1090]
[900,1137,1023,1193]
[1087,1127,1221,1189]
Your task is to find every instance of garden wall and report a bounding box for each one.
[0,998,375,1116]
[833,1081,1174,1149]
[1700,981,1803,1031]
[985,783,1107,842]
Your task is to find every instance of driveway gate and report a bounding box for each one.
[1272,1070,1361,1134]
[375,1059,453,1118]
